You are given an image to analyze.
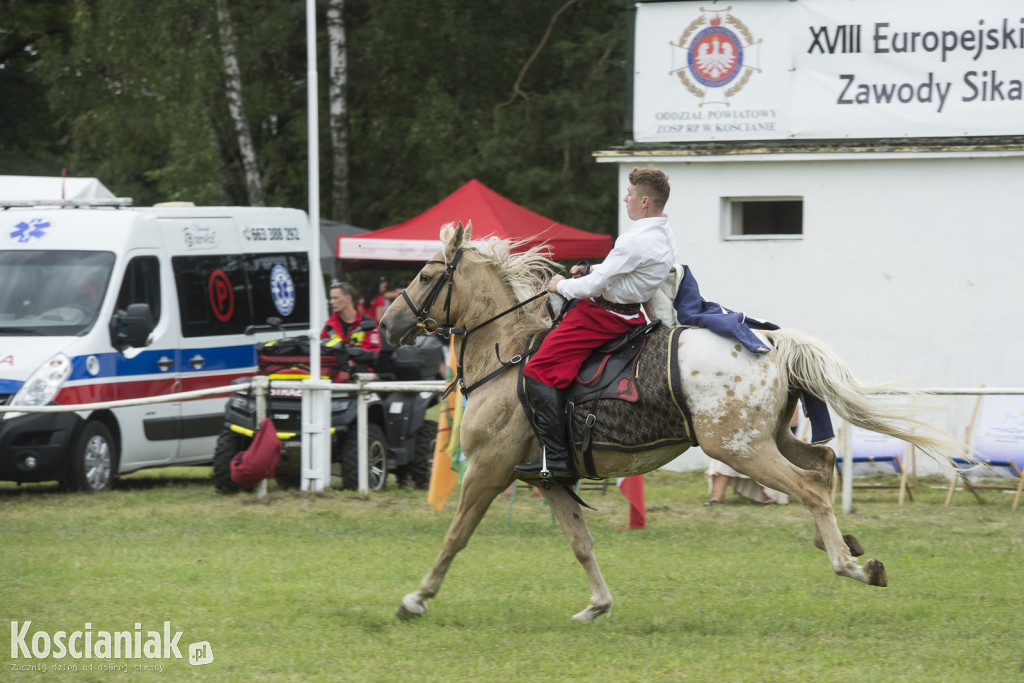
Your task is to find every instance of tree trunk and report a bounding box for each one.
[215,0,265,206]
[327,0,350,223]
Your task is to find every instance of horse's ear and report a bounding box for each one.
[452,220,472,245]
[444,221,471,261]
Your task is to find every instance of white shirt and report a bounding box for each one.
[556,215,676,305]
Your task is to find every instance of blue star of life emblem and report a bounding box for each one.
[9,218,51,244]
[270,264,296,316]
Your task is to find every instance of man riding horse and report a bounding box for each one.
[380,212,970,622]
[515,167,677,483]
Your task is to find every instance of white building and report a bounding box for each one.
[601,1,1024,474]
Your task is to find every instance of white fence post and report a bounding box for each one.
[253,375,269,499]
[355,374,371,494]
[300,378,332,492]
[314,381,332,488]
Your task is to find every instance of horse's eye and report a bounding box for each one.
[419,273,431,284]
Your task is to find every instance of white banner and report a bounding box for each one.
[633,0,1024,142]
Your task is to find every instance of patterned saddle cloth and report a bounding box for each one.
[517,324,697,479]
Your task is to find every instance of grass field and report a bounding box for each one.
[2,468,1022,682]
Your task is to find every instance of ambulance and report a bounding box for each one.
[0,200,317,490]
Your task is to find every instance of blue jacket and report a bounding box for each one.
[672,265,777,354]
[672,265,834,442]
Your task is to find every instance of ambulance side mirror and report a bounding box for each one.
[110,303,155,351]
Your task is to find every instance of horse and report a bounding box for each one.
[379,221,969,623]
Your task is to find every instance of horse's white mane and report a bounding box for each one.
[438,222,560,305]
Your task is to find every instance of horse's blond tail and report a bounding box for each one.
[767,328,972,469]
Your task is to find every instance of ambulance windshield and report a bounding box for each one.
[0,250,116,336]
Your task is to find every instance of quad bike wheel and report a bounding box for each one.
[213,428,251,494]
[339,423,387,491]
[396,420,437,489]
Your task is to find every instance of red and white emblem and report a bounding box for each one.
[670,9,761,106]
[689,17,742,86]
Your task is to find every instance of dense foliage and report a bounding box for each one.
[0,0,628,236]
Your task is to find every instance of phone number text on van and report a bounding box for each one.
[242,226,301,242]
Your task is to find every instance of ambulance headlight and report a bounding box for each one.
[11,353,72,406]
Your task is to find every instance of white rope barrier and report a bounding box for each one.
[918,387,1024,395]
[4,382,1014,500]
[0,382,254,413]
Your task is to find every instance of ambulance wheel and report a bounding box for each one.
[213,429,250,494]
[69,421,117,492]
[407,420,437,489]
[339,423,387,491]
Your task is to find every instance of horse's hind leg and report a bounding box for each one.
[775,401,836,488]
[397,467,512,620]
[702,434,886,588]
[775,425,865,557]
[540,486,613,622]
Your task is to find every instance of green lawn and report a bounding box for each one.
[2,468,1021,682]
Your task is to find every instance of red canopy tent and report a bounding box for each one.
[336,179,612,269]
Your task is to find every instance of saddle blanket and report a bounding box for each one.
[518,326,696,455]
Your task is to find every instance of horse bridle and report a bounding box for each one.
[398,248,466,337]
[397,247,548,398]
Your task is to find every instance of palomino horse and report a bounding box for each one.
[379,222,967,623]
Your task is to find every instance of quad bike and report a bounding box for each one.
[213,329,443,494]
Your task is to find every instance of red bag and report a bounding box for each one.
[230,418,282,488]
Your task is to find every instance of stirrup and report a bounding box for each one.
[514,447,573,482]
[514,446,551,478]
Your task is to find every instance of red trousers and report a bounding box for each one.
[524,298,645,388]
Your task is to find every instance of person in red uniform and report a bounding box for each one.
[514,167,676,483]
[358,275,390,322]
[322,281,382,353]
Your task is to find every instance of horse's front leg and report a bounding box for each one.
[540,485,613,623]
[396,465,511,620]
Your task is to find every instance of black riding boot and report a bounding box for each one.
[514,377,575,482]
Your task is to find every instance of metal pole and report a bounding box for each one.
[841,420,853,514]
[304,0,331,491]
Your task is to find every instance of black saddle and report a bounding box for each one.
[567,320,661,405]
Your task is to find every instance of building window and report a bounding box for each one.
[724,198,803,240]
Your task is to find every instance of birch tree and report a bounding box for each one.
[327,0,350,223]
[215,0,265,206]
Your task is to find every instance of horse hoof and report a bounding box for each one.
[395,604,421,620]
[395,594,426,620]
[864,559,887,587]
[843,534,865,557]
[814,534,865,557]
[571,603,611,623]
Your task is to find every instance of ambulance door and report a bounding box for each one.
[109,252,181,469]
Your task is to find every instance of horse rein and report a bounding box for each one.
[397,247,549,398]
